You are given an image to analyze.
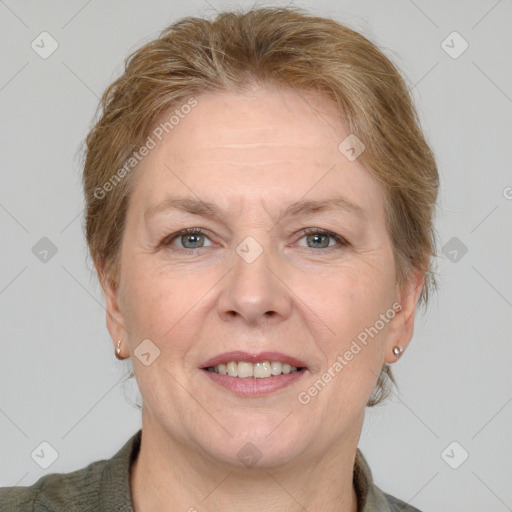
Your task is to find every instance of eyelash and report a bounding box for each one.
[161,227,349,253]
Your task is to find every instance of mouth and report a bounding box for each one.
[200,351,308,395]
[203,361,306,378]
[200,350,307,378]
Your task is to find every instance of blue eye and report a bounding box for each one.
[298,228,349,249]
[164,228,213,249]
[162,227,349,252]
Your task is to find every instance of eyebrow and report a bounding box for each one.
[144,196,368,223]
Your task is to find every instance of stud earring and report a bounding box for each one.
[115,338,123,360]
[392,346,403,358]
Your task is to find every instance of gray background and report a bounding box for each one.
[1,1,511,510]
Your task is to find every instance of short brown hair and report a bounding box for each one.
[82,7,439,405]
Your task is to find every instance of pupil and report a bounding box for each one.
[184,234,202,248]
[181,233,329,249]
[309,234,328,248]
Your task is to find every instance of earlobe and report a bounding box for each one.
[384,270,424,364]
[96,260,127,354]
[392,346,404,358]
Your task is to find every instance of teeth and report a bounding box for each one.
[227,361,237,377]
[208,361,300,378]
[254,361,271,378]
[237,361,253,378]
[270,361,282,375]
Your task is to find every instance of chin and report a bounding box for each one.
[195,420,315,469]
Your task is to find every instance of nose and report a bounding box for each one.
[217,239,292,326]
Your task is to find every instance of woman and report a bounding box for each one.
[0,6,438,511]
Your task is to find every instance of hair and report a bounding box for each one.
[82,6,439,406]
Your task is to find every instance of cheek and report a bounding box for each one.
[119,259,183,344]
[323,267,395,335]
[122,274,172,334]
[308,284,391,417]
[120,257,219,367]
[312,257,395,381]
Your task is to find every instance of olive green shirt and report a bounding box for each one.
[0,429,422,511]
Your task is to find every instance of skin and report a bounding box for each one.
[100,85,423,512]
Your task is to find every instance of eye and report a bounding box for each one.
[296,228,349,249]
[163,228,214,250]
[161,227,349,252]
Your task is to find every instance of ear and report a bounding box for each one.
[383,269,424,364]
[96,259,128,357]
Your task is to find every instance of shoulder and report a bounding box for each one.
[384,491,424,511]
[354,448,424,512]
[0,429,141,512]
[372,485,424,512]
[0,485,37,512]
[0,457,109,512]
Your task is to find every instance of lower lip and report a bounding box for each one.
[201,368,307,396]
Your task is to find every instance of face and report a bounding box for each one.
[103,86,422,469]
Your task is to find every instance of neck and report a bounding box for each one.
[130,412,360,512]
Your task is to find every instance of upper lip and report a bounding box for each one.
[201,351,307,369]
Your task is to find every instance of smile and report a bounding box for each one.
[206,360,302,378]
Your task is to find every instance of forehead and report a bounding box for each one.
[179,87,340,146]
[130,86,384,217]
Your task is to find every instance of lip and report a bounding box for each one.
[200,351,308,369]
[202,368,307,396]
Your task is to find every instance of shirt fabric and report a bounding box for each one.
[0,429,422,511]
